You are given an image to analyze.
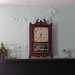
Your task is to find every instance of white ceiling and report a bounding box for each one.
[0,0,75,4]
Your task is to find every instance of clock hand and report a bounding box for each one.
[40,33,42,38]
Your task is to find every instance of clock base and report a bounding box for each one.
[29,56,53,59]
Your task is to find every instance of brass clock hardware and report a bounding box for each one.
[29,19,53,58]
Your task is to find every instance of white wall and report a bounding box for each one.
[0,5,75,59]
[0,0,75,5]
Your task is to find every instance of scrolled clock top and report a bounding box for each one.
[30,19,52,26]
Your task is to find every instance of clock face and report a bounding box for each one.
[34,27,48,42]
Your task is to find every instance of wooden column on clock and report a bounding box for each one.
[29,19,53,58]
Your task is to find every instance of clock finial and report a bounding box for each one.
[43,19,46,22]
[40,20,42,25]
[36,19,39,22]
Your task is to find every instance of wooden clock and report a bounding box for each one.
[29,19,53,58]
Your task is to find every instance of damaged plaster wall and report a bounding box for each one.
[0,5,75,58]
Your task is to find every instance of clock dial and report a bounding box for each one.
[34,27,48,42]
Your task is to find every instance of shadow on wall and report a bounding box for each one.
[52,21,59,56]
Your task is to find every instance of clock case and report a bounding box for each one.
[29,19,53,58]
